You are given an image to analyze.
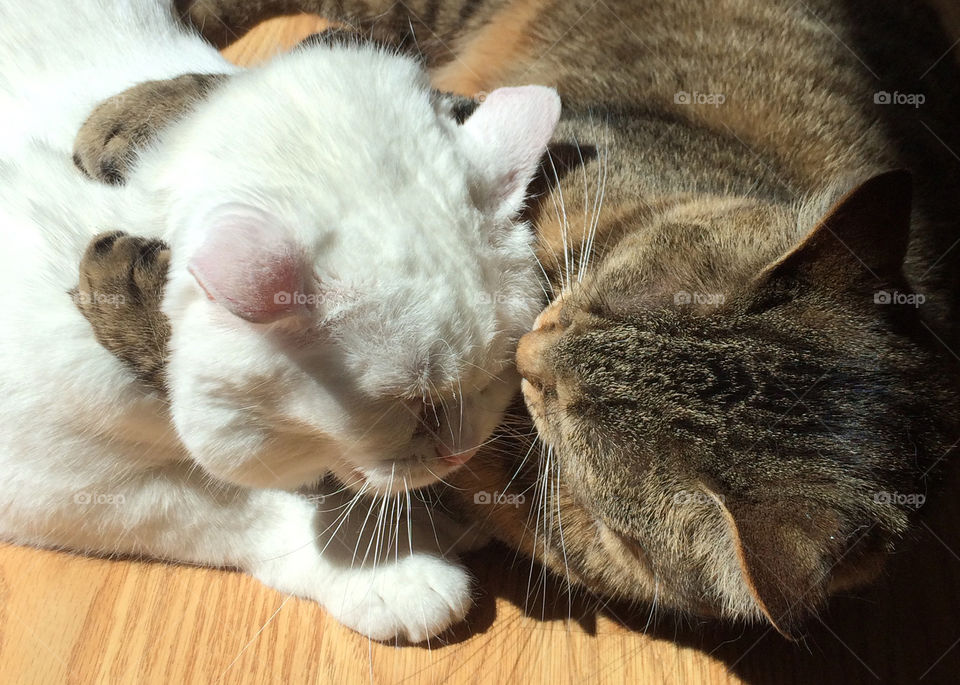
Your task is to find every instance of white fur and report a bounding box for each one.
[0,0,558,640]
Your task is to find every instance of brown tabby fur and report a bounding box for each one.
[73,231,171,391]
[73,0,960,637]
[73,72,226,183]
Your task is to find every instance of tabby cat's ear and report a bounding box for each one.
[760,169,913,288]
[706,488,846,639]
[188,204,311,324]
[460,85,561,218]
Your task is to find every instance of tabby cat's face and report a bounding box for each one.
[506,172,960,634]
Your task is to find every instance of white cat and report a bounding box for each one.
[0,1,559,641]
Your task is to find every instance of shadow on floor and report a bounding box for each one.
[454,457,960,684]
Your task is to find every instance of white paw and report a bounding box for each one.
[326,553,473,642]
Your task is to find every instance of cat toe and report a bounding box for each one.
[78,232,170,311]
[89,230,128,257]
[82,232,150,270]
[73,116,135,185]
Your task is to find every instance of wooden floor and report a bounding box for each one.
[5,9,960,685]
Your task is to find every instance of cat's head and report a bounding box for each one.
[511,170,960,635]
[134,45,560,492]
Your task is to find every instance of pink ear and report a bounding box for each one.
[187,205,309,323]
[461,85,561,215]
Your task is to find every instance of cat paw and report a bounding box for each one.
[326,554,473,643]
[74,73,225,184]
[74,231,171,389]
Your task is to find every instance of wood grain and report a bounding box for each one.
[220,15,330,66]
[0,541,741,684]
[4,8,960,685]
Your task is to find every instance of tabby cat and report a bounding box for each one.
[74,0,960,637]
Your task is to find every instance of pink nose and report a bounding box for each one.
[436,443,479,466]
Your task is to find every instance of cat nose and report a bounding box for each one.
[516,301,564,387]
[532,298,563,331]
[516,329,555,388]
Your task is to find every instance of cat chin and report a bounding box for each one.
[345,460,462,495]
[199,458,329,492]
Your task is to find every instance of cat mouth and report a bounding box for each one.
[346,446,478,494]
[519,378,545,422]
[435,442,480,466]
[518,377,558,448]
[515,298,565,433]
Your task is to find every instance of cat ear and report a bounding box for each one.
[760,169,913,287]
[706,488,846,639]
[460,85,562,217]
[187,204,310,323]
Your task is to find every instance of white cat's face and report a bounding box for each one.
[141,45,559,493]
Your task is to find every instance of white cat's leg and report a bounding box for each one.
[280,485,480,642]
[3,464,474,642]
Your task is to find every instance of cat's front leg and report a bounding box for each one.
[71,32,369,186]
[245,489,477,642]
[27,463,474,641]
[243,481,479,642]
[73,73,227,184]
